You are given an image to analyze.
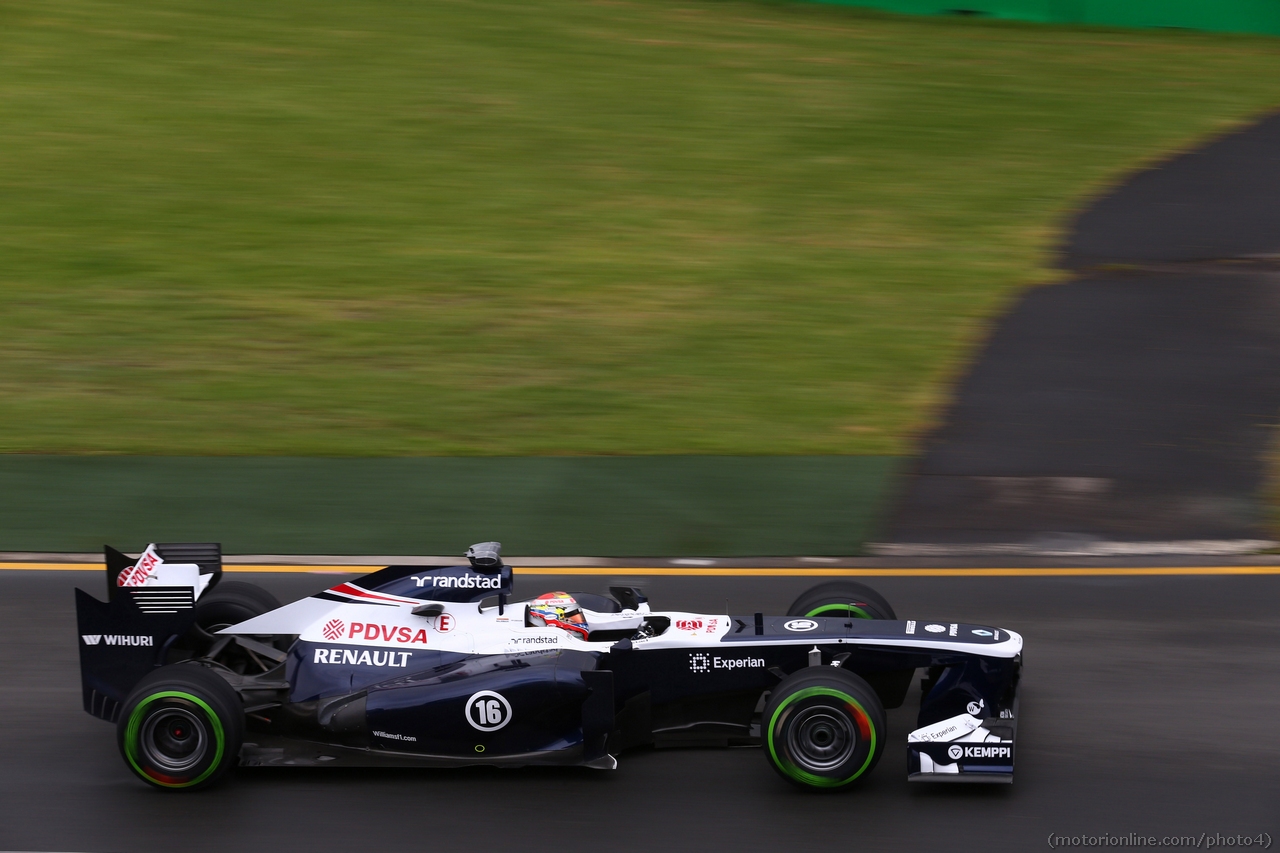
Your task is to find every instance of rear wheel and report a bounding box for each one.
[787,580,895,621]
[193,581,281,637]
[117,664,243,790]
[763,667,886,790]
[169,581,287,668]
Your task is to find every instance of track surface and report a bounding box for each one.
[888,268,1280,544]
[889,112,1280,547]
[1065,111,1280,267]
[2,570,1276,852]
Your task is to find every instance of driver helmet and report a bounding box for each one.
[527,592,589,639]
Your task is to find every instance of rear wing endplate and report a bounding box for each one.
[76,543,222,722]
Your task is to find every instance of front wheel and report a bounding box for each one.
[117,663,244,790]
[763,667,886,790]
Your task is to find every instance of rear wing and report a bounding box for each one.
[75,543,222,722]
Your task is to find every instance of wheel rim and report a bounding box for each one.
[785,706,856,771]
[806,602,873,619]
[124,691,226,787]
[767,686,878,788]
[139,707,207,773]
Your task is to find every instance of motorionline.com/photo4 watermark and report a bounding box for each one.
[1048,833,1272,849]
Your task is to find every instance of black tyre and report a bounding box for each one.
[170,581,286,666]
[763,667,886,790]
[117,663,244,790]
[786,580,895,621]
[194,581,281,636]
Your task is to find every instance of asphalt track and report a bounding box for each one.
[2,568,1276,853]
[1064,111,1280,268]
[888,111,1280,548]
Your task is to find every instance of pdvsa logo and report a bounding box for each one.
[116,545,162,587]
[344,622,430,645]
[675,619,703,631]
[466,690,512,731]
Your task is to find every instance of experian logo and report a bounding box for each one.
[689,653,765,673]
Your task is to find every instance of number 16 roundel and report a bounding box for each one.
[465,690,512,731]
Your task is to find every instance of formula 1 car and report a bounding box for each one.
[75,542,1023,791]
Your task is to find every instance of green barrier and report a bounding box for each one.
[811,0,1280,36]
[0,456,900,556]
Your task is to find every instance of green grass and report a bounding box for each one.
[3,0,1280,456]
[0,455,898,554]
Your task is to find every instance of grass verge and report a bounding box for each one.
[0,455,897,555]
[3,0,1280,454]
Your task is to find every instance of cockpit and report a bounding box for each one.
[476,587,671,642]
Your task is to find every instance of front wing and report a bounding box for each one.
[907,695,1019,783]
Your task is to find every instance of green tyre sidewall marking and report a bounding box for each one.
[767,686,877,788]
[124,691,225,788]
[805,603,872,619]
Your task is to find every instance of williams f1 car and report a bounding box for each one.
[75,542,1023,790]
